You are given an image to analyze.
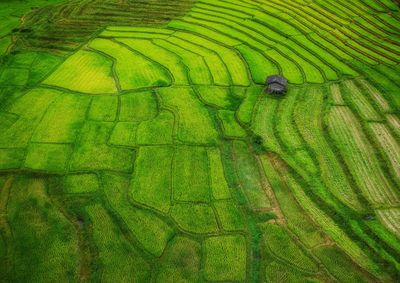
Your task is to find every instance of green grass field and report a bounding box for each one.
[0,0,400,282]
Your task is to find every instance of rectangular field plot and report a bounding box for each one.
[156,236,201,282]
[233,141,270,210]
[64,173,99,194]
[204,235,247,281]
[136,111,174,145]
[170,203,218,233]
[207,148,231,200]
[24,143,72,172]
[130,146,173,213]
[32,94,90,143]
[173,146,211,202]
[119,91,158,122]
[87,95,118,122]
[70,122,134,172]
[158,87,219,144]
[0,148,25,170]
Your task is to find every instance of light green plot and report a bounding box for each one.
[119,91,158,122]
[117,38,189,85]
[0,148,25,170]
[195,86,231,108]
[0,88,61,147]
[87,204,151,282]
[236,44,278,84]
[153,39,213,85]
[131,146,173,213]
[172,31,250,86]
[156,237,201,283]
[170,203,218,234]
[64,174,99,194]
[214,200,245,231]
[207,147,231,200]
[70,122,134,172]
[87,95,118,122]
[167,36,230,86]
[159,87,219,144]
[44,50,117,94]
[264,49,304,84]
[136,111,174,145]
[173,146,211,202]
[32,94,90,143]
[89,38,172,90]
[218,110,247,138]
[102,173,175,257]
[24,143,72,172]
[204,235,247,281]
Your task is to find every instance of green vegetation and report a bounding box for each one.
[0,0,399,281]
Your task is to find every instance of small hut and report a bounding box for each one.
[266,75,288,95]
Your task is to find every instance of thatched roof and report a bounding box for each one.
[266,75,288,94]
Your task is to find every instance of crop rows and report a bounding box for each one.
[0,0,399,282]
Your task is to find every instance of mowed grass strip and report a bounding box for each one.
[44,50,117,94]
[89,38,172,90]
[131,146,173,213]
[204,235,247,281]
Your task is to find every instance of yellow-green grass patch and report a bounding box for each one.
[90,38,172,90]
[102,172,175,257]
[173,146,211,202]
[24,143,72,172]
[87,95,118,122]
[44,50,117,94]
[131,146,173,213]
[204,235,247,281]
[171,203,218,234]
[119,91,158,122]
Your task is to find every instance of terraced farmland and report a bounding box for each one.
[0,0,399,282]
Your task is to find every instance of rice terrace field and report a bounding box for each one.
[0,0,400,282]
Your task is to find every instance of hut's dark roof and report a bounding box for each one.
[267,83,286,94]
[266,75,288,86]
